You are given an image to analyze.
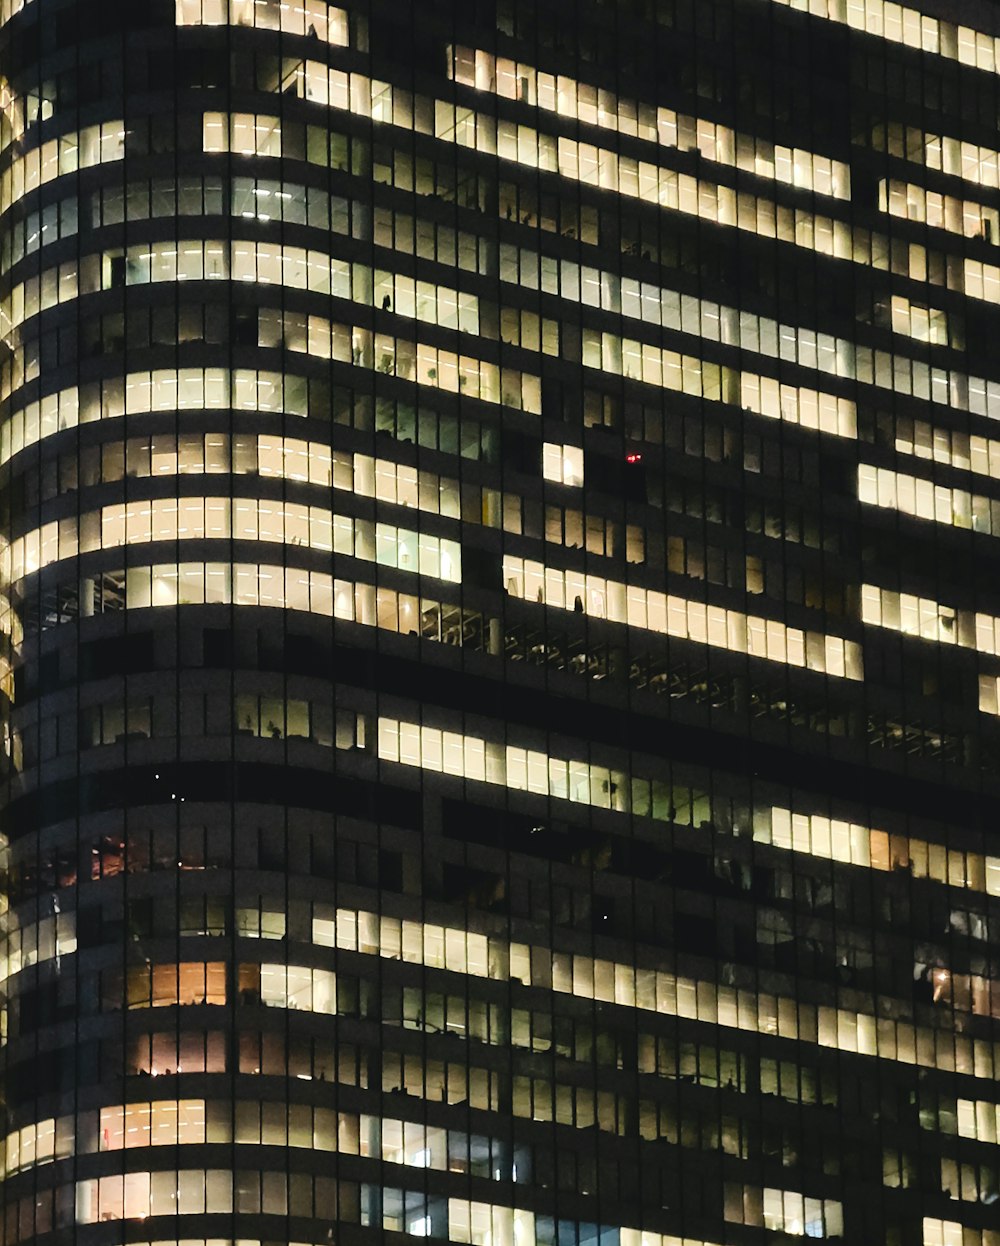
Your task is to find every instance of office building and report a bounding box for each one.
[1,0,1000,1243]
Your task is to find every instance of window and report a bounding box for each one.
[542,443,584,487]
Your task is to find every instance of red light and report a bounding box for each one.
[626,453,642,464]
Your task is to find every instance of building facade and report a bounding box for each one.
[1,0,1000,1243]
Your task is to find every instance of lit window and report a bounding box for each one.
[542,443,584,487]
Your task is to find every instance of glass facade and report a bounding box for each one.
[1,1,1000,1244]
